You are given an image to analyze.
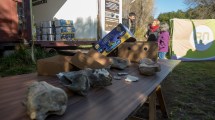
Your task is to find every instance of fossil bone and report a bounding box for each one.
[109,57,130,70]
[57,69,112,96]
[24,81,68,120]
[139,58,161,76]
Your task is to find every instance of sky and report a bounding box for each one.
[154,0,188,18]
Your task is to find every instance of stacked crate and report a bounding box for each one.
[54,19,76,41]
[35,19,75,41]
[36,24,42,40]
[42,21,55,41]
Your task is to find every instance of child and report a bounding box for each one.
[145,19,160,41]
[158,22,170,59]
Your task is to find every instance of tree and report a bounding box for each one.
[122,0,155,40]
[157,0,215,22]
[184,0,215,7]
[184,0,215,18]
[157,10,187,24]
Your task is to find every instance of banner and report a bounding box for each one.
[171,19,215,61]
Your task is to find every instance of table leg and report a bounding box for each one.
[128,85,169,120]
[156,85,169,118]
[149,90,156,120]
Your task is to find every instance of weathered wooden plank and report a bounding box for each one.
[156,85,169,118]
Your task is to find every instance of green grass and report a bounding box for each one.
[162,61,215,120]
[78,45,93,49]
[134,61,215,119]
[0,47,56,77]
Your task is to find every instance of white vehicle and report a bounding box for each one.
[32,0,122,47]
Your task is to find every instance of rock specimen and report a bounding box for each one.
[89,69,112,87]
[24,81,68,120]
[139,58,161,76]
[57,69,112,96]
[109,57,130,70]
[57,70,91,96]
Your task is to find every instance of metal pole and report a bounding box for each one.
[30,0,33,41]
[97,0,101,40]
[29,0,36,63]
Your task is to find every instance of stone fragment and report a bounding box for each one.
[24,81,68,120]
[109,57,130,70]
[139,58,161,76]
[57,69,112,96]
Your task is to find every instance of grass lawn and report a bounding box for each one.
[163,61,215,120]
[0,49,215,119]
[135,61,215,120]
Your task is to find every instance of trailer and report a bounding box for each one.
[0,0,31,51]
[0,0,123,52]
[32,0,122,47]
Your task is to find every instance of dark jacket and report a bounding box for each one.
[145,29,160,41]
[122,18,136,35]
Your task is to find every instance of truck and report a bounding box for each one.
[0,0,31,53]
[0,0,123,53]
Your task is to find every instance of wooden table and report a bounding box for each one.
[0,59,180,120]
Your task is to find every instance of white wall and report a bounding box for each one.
[32,0,98,39]
[33,0,67,23]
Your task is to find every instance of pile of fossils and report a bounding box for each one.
[57,68,112,96]
[56,57,130,96]
[23,57,160,120]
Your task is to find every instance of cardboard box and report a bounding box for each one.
[70,49,111,69]
[54,19,74,27]
[118,41,158,62]
[94,23,135,56]
[55,26,75,34]
[37,55,73,76]
[42,21,53,28]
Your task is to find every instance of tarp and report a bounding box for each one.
[171,19,215,61]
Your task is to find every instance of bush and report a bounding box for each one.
[0,46,57,77]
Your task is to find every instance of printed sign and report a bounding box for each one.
[105,0,119,13]
[171,19,215,61]
[189,25,214,51]
[105,0,120,31]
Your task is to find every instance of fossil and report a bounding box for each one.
[57,69,112,96]
[139,58,161,76]
[24,81,68,120]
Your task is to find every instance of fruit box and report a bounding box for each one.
[94,23,135,56]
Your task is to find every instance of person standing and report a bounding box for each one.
[157,22,170,59]
[145,19,160,41]
[122,12,136,35]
